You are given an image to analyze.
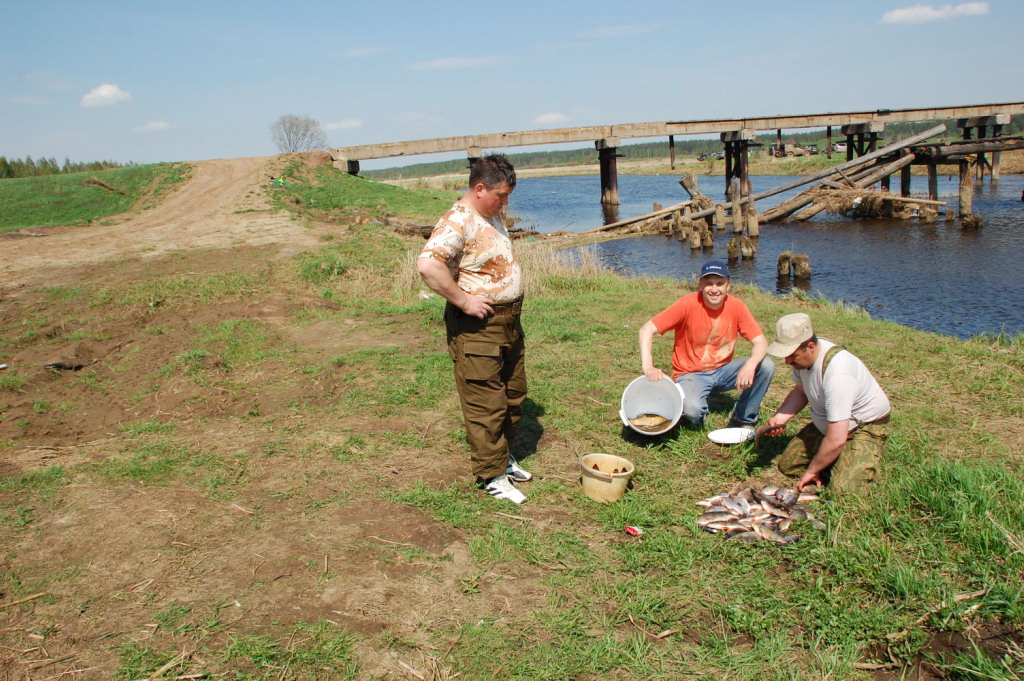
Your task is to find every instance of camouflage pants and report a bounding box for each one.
[445,302,527,481]
[776,421,889,494]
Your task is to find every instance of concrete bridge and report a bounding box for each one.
[330,101,1024,204]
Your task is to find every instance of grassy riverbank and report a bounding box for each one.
[0,163,191,232]
[1,163,1022,679]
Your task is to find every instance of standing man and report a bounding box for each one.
[755,313,891,494]
[417,155,531,505]
[638,260,774,429]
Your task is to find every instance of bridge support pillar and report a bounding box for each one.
[900,165,912,197]
[842,123,886,186]
[596,138,620,205]
[669,135,676,170]
[992,123,1003,180]
[959,160,974,216]
[957,114,1009,183]
[467,146,482,176]
[346,160,360,176]
[722,129,755,206]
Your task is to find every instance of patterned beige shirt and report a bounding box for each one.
[419,201,524,302]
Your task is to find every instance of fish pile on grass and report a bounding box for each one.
[696,484,826,544]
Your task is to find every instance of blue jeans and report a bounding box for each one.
[675,356,775,427]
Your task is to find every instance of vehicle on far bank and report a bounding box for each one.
[769,143,806,157]
[832,142,847,153]
[802,144,820,155]
[697,151,726,161]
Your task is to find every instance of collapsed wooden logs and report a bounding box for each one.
[791,152,917,222]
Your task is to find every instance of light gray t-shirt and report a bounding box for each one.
[792,339,891,434]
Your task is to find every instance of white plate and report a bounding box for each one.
[707,427,755,445]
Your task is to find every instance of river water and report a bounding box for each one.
[507,174,1024,339]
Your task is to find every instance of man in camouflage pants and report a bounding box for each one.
[417,155,531,505]
[754,313,891,494]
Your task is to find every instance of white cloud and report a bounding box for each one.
[535,112,568,125]
[880,2,989,24]
[410,56,503,70]
[577,24,661,38]
[323,119,363,130]
[8,95,47,105]
[134,120,170,132]
[342,46,387,58]
[80,83,132,108]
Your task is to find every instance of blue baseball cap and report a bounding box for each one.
[699,260,730,279]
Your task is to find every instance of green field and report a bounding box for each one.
[0,166,1021,679]
[0,162,190,232]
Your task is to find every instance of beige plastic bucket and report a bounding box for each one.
[580,453,635,503]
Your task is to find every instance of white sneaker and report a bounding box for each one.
[483,474,527,504]
[506,457,533,482]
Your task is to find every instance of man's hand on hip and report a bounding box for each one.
[460,294,494,319]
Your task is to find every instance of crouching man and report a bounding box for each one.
[638,260,775,428]
[755,313,891,493]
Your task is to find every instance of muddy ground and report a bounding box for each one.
[0,154,1018,679]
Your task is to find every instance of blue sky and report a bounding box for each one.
[3,0,1022,169]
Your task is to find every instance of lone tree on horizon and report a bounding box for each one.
[270,114,327,153]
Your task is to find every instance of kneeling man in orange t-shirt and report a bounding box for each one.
[638,260,774,428]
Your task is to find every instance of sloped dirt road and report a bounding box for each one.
[1,154,321,287]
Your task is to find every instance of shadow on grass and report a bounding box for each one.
[511,397,545,463]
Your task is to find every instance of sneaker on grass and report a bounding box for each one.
[482,474,526,504]
[506,456,533,482]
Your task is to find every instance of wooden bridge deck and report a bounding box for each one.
[330,101,1024,163]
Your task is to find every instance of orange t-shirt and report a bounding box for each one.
[651,292,763,378]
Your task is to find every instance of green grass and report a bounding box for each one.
[0,162,191,231]
[0,172,1021,679]
[271,163,457,221]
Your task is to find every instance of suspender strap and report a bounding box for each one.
[820,344,873,431]
[820,344,845,380]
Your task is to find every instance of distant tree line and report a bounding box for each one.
[0,156,133,179]
[364,115,1024,180]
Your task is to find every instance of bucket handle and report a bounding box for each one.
[578,455,615,480]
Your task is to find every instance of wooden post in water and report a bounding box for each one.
[669,135,676,171]
[724,141,734,199]
[740,141,752,197]
[900,165,911,197]
[928,163,938,201]
[714,205,726,230]
[976,125,987,181]
[992,123,1003,180]
[596,138,620,205]
[731,178,743,233]
[958,160,973,217]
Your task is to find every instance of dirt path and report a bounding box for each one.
[1,155,321,287]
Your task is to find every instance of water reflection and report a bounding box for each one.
[508,174,1024,339]
[601,202,619,225]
